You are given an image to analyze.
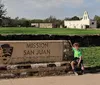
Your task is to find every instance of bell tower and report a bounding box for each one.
[82,11,89,20]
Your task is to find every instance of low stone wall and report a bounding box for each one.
[0,62,71,78]
[0,34,100,46]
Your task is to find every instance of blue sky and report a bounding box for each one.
[2,0,100,19]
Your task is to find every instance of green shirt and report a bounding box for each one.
[72,48,82,58]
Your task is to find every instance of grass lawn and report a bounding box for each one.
[81,47,100,67]
[0,27,100,35]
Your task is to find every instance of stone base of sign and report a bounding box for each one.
[0,61,71,78]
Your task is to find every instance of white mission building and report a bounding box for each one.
[64,11,97,29]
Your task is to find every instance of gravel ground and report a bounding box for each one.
[0,74,100,85]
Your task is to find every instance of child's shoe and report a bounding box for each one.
[74,71,79,76]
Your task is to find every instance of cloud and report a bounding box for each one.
[24,0,83,8]
[4,0,84,8]
[3,0,84,19]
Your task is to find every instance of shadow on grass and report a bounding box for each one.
[74,66,100,75]
[67,65,100,75]
[85,66,100,74]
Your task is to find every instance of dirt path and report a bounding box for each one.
[0,74,100,85]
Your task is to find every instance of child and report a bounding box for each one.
[71,43,84,75]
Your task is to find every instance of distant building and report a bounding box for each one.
[31,23,39,28]
[39,23,53,28]
[64,11,97,29]
[31,23,53,28]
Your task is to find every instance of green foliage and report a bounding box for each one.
[64,16,80,21]
[0,1,6,17]
[24,20,30,27]
[0,1,6,26]
[81,47,100,67]
[2,16,63,28]
[94,15,100,28]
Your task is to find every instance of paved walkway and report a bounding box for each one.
[0,74,100,85]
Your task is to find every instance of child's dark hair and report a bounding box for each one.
[73,43,80,47]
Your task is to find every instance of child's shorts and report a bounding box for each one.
[73,58,83,65]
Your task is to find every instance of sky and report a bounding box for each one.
[2,0,100,19]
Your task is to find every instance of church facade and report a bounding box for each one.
[64,11,97,29]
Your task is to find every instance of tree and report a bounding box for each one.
[94,15,100,28]
[2,17,11,27]
[45,16,62,28]
[25,20,30,27]
[71,16,80,20]
[45,16,57,23]
[0,0,6,26]
[64,16,80,20]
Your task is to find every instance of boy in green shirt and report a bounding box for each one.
[71,43,84,75]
